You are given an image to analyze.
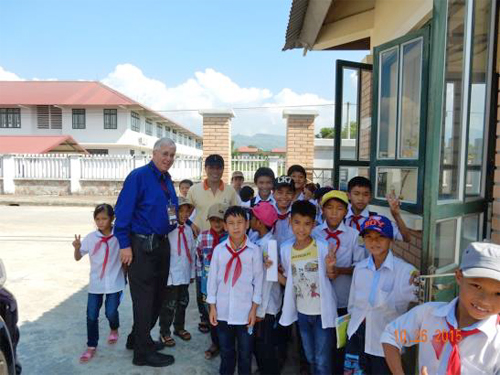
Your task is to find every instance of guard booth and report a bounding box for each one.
[284,0,499,304]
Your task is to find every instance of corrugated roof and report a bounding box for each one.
[0,135,88,154]
[0,81,202,140]
[283,0,310,51]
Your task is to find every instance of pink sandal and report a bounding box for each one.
[107,330,119,344]
[79,347,96,363]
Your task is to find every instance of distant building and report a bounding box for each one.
[0,81,202,157]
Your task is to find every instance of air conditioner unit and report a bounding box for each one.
[138,137,147,146]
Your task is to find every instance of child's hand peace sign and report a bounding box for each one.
[73,234,81,251]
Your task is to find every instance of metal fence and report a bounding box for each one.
[231,155,286,181]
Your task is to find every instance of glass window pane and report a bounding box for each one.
[399,38,423,159]
[339,167,369,191]
[341,68,358,159]
[434,218,458,269]
[378,47,399,159]
[439,0,466,200]
[376,167,418,203]
[460,214,481,253]
[466,0,491,197]
[359,69,372,161]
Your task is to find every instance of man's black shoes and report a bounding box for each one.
[126,335,165,351]
[133,352,175,367]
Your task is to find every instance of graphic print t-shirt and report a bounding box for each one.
[291,240,321,315]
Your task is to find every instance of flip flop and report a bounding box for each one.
[159,334,176,347]
[107,330,119,344]
[204,344,219,360]
[79,348,96,363]
[174,330,192,341]
[198,322,210,334]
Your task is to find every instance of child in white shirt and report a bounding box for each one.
[279,200,338,375]
[273,175,295,246]
[344,215,418,374]
[207,206,264,375]
[158,197,196,346]
[381,242,500,375]
[312,190,366,374]
[73,204,125,363]
[250,201,282,375]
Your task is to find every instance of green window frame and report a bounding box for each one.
[131,111,140,132]
[72,109,86,129]
[0,108,21,128]
[370,26,430,214]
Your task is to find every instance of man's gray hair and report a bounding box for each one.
[153,137,176,151]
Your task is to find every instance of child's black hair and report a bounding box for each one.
[93,203,114,219]
[347,176,372,193]
[224,205,248,222]
[239,186,255,202]
[179,179,193,187]
[291,200,316,221]
[254,167,275,184]
[305,182,318,194]
[314,186,333,201]
[287,164,307,178]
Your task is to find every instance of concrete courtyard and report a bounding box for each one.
[0,205,221,375]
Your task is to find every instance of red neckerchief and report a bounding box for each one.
[277,211,290,220]
[207,229,221,262]
[351,215,362,231]
[324,228,343,253]
[431,321,481,375]
[177,225,192,263]
[92,234,114,279]
[224,237,248,287]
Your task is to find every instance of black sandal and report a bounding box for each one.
[198,322,210,334]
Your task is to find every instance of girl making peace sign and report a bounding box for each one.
[72,204,125,363]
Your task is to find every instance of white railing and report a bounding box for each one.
[3,153,203,182]
[14,154,70,180]
[81,155,145,180]
[231,155,286,181]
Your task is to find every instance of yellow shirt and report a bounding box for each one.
[187,180,240,231]
[291,240,321,315]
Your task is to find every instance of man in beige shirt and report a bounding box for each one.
[187,154,240,233]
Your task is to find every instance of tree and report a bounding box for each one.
[316,122,357,139]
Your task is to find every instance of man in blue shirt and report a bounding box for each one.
[115,137,178,368]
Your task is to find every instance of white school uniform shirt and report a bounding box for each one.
[167,224,196,286]
[279,238,338,329]
[80,229,125,294]
[381,298,500,375]
[312,221,367,308]
[206,238,264,325]
[241,193,276,208]
[273,205,294,247]
[347,250,417,356]
[255,232,283,318]
[345,205,403,241]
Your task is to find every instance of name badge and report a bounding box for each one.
[167,204,178,226]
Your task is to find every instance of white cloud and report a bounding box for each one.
[101,63,333,137]
[0,66,23,81]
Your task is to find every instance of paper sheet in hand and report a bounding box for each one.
[336,313,351,349]
[266,240,278,282]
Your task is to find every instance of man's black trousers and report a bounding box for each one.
[129,234,170,361]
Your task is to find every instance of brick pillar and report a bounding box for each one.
[199,109,234,184]
[492,74,500,244]
[283,110,318,179]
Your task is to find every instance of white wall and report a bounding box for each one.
[0,106,203,158]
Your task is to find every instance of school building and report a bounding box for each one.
[283,0,499,302]
[0,81,203,158]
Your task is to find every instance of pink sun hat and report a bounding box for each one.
[251,201,278,228]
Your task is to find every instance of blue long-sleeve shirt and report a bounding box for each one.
[114,161,178,249]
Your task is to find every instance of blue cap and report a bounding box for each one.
[360,215,393,240]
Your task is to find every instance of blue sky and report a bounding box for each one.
[0,0,366,135]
